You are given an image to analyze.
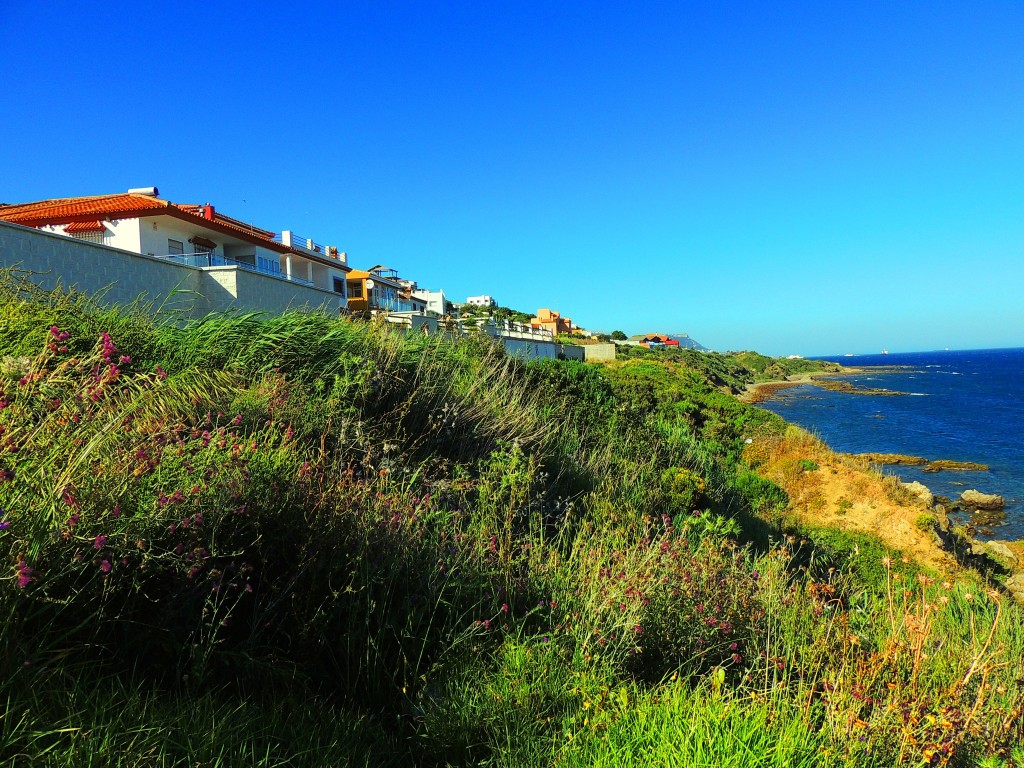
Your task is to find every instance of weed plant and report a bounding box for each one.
[0,274,1021,766]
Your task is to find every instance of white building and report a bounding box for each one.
[412,288,449,316]
[0,187,351,298]
[466,294,496,307]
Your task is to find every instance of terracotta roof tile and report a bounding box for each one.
[64,220,106,233]
[0,194,170,223]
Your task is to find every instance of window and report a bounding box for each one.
[168,239,184,255]
[190,236,217,255]
[70,231,106,244]
[333,277,346,294]
[347,282,363,299]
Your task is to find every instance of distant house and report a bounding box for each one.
[627,334,681,349]
[412,287,450,317]
[0,187,352,298]
[466,295,496,307]
[530,308,573,336]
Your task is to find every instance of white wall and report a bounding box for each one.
[138,215,224,257]
[0,220,341,319]
[413,288,447,315]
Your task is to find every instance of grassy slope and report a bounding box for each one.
[0,274,1021,767]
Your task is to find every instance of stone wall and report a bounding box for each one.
[0,220,340,318]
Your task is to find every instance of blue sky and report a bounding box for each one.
[2,1,1021,355]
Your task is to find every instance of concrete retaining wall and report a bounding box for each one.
[502,338,586,362]
[0,220,340,318]
[583,343,616,362]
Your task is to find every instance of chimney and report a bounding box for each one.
[203,204,215,220]
[127,186,159,197]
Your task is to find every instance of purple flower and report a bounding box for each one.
[0,517,10,531]
[99,560,111,573]
[93,535,107,549]
[16,560,34,588]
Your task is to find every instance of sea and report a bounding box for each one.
[756,347,1024,540]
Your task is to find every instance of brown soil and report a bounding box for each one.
[745,427,959,574]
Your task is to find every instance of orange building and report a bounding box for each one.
[530,308,572,336]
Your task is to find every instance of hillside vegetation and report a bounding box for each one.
[0,273,1021,767]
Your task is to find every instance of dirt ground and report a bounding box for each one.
[745,426,959,574]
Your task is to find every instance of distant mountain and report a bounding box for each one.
[666,333,708,351]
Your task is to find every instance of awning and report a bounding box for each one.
[65,220,105,233]
[189,235,217,249]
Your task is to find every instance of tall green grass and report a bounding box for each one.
[1,273,1022,766]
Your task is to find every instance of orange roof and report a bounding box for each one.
[64,220,106,233]
[174,204,276,241]
[0,193,170,223]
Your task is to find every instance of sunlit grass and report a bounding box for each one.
[0,272,1022,767]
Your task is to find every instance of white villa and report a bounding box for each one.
[0,187,351,298]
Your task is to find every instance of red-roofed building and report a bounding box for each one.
[0,188,351,296]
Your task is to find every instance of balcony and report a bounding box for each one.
[273,231,347,263]
[157,251,315,287]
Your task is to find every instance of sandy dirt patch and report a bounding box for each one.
[745,426,958,574]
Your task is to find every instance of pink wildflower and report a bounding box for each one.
[99,560,111,573]
[16,560,34,588]
[93,535,107,549]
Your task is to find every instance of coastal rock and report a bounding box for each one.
[970,509,1006,528]
[987,541,1019,566]
[902,481,934,507]
[970,540,1018,569]
[961,489,1005,510]
[1006,574,1024,604]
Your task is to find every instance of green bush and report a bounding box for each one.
[733,470,788,515]
[659,467,706,514]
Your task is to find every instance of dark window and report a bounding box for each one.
[347,282,364,299]
[168,239,184,255]
[333,277,346,294]
[71,231,105,244]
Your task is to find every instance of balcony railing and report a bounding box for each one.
[157,252,315,287]
[272,231,346,263]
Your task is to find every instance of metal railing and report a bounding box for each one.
[273,231,326,254]
[157,252,316,287]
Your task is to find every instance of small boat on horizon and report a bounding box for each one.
[881,349,889,355]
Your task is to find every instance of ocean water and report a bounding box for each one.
[757,348,1024,540]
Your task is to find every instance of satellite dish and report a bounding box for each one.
[365,279,375,290]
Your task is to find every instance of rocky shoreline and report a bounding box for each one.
[902,478,1024,602]
[857,452,990,472]
[740,367,914,403]
[743,368,1024,601]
